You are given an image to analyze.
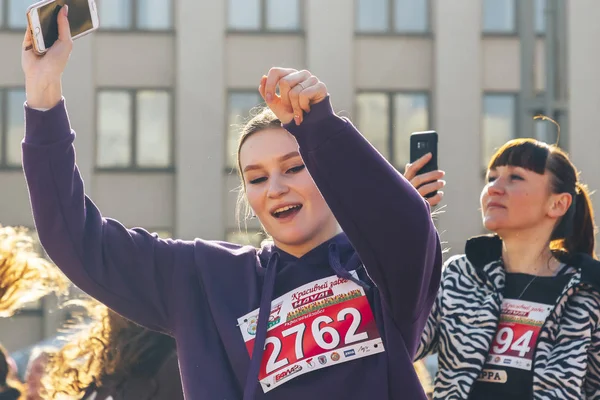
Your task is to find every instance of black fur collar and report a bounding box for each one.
[464,234,600,290]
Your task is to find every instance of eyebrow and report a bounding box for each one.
[243,151,301,173]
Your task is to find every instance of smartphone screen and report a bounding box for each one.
[38,0,93,49]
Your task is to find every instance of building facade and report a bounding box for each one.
[0,0,599,351]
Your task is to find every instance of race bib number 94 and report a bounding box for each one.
[237,275,385,393]
[487,299,552,371]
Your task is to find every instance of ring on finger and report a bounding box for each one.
[298,82,306,90]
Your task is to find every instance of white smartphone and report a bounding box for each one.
[27,0,99,55]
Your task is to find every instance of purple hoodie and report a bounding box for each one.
[22,96,442,400]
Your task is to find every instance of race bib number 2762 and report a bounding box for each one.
[237,274,385,393]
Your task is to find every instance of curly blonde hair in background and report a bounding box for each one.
[43,300,176,399]
[0,226,67,317]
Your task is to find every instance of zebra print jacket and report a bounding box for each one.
[415,235,600,400]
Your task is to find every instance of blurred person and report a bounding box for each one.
[0,344,23,400]
[21,9,441,400]
[42,300,182,400]
[24,348,54,400]
[412,138,600,399]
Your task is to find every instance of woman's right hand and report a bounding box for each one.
[404,153,446,207]
[22,5,72,109]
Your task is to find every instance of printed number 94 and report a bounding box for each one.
[492,327,533,357]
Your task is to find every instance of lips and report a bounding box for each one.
[271,203,303,219]
[487,202,506,209]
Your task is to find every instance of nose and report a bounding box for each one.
[487,177,505,196]
[267,174,289,198]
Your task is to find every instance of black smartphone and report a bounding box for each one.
[410,131,438,198]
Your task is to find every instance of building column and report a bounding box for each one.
[305,0,354,114]
[63,35,95,191]
[434,0,483,255]
[568,0,600,253]
[175,0,226,240]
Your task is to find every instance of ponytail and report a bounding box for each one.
[564,183,596,257]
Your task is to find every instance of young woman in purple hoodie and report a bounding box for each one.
[20,8,442,400]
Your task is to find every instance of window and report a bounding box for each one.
[483,0,547,34]
[355,92,430,168]
[483,0,516,33]
[3,0,30,29]
[535,0,546,34]
[228,0,301,32]
[96,90,173,169]
[98,0,173,30]
[482,94,516,170]
[356,0,428,33]
[226,91,264,169]
[226,230,267,247]
[0,88,26,168]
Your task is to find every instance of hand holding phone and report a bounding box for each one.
[22,3,73,109]
[406,131,445,206]
[26,0,99,56]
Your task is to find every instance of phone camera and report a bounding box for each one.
[417,141,428,149]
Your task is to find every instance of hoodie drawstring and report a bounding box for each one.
[328,243,371,290]
[243,252,279,399]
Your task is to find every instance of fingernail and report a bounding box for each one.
[266,93,273,103]
[294,115,301,125]
[64,5,69,16]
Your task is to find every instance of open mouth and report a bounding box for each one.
[272,204,303,219]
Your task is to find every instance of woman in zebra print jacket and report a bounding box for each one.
[413,138,600,400]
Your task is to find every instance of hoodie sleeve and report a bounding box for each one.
[21,99,195,334]
[414,278,442,360]
[284,97,443,354]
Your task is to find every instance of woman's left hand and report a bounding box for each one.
[259,67,328,125]
[404,153,446,207]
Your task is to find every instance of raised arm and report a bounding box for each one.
[260,68,443,354]
[20,9,193,334]
[22,101,193,333]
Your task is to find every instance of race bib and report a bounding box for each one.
[486,299,552,371]
[237,274,385,393]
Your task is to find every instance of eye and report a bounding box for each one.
[248,176,267,185]
[487,175,497,183]
[510,174,524,181]
[287,164,305,174]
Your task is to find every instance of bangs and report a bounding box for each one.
[487,138,550,174]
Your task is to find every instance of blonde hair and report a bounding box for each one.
[43,300,176,399]
[0,226,67,317]
[234,107,282,229]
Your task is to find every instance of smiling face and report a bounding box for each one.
[239,128,339,255]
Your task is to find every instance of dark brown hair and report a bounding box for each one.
[488,138,596,258]
[0,343,22,399]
